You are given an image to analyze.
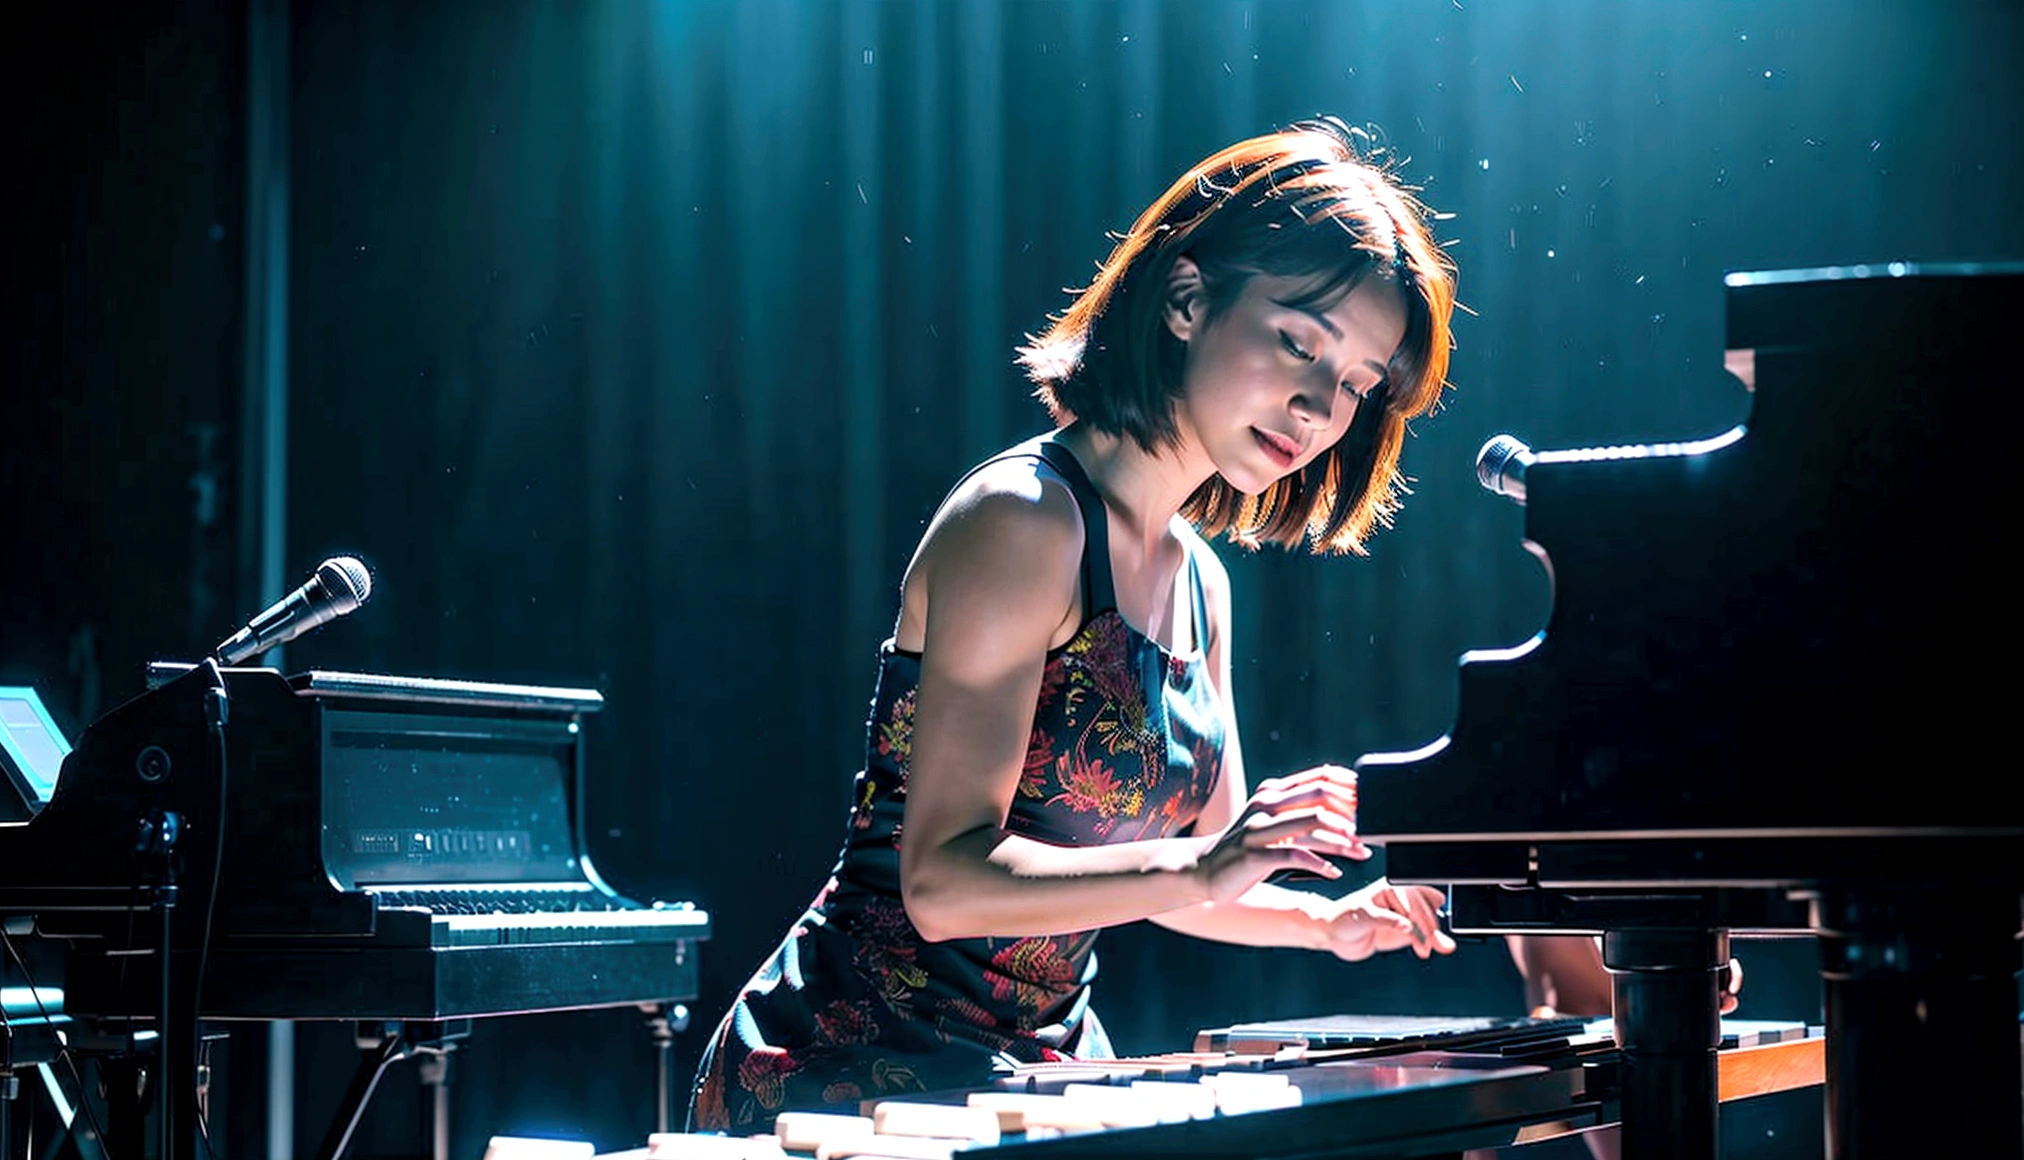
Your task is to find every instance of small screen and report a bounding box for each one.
[319,709,581,887]
[0,687,70,808]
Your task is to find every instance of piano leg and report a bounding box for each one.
[101,1055,149,1160]
[415,1041,455,1160]
[640,1000,691,1134]
[314,1020,472,1160]
[1603,927,1729,1160]
[1812,887,2022,1160]
[315,1027,408,1160]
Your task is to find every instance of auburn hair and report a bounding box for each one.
[1019,118,1456,554]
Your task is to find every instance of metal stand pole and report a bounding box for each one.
[415,1043,456,1160]
[641,1002,690,1134]
[1814,888,2021,1160]
[1604,927,1728,1160]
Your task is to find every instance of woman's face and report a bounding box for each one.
[1168,263,1408,496]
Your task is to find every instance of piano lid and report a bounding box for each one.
[1357,264,2024,850]
[146,662,604,713]
[291,669,604,713]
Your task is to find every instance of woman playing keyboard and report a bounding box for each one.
[690,118,1459,1134]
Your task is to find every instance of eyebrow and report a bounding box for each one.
[1279,300,1390,379]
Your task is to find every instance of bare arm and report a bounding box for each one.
[1507,935,1741,1016]
[898,471,1357,942]
[1506,934,1614,1017]
[1146,531,1453,960]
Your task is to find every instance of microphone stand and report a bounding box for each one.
[136,807,180,1160]
[126,662,229,1160]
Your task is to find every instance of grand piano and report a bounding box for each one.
[0,660,710,1160]
[1357,263,2024,1159]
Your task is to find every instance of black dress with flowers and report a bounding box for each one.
[688,436,1226,1132]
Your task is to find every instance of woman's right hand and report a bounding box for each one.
[1196,764,1371,904]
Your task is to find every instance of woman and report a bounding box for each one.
[690,118,1460,1133]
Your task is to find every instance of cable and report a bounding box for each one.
[192,667,228,1058]
[194,1035,217,1160]
[0,929,113,1160]
[191,662,229,1160]
[2,938,11,1160]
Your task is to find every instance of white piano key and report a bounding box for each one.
[963,1093,1109,1134]
[484,1137,595,1160]
[1127,1079,1220,1121]
[643,1133,786,1160]
[773,1112,876,1154]
[869,1102,1001,1144]
[814,1134,963,1160]
[1060,1084,1182,1126]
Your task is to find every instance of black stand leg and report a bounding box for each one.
[1813,888,2021,1160]
[315,1027,407,1160]
[640,1002,690,1134]
[156,889,176,1160]
[1603,927,1728,1160]
[100,1057,146,1160]
[415,1041,455,1160]
[314,1021,468,1160]
[3,1068,16,1160]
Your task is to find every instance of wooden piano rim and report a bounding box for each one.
[1716,1035,1826,1103]
[1510,1037,1825,1146]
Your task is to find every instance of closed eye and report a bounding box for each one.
[1278,330,1314,362]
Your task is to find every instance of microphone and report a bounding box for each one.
[214,556,373,665]
[1475,434,1535,505]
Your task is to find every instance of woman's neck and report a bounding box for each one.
[1057,422,1214,556]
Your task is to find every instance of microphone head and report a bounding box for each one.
[1475,434,1533,502]
[316,556,374,613]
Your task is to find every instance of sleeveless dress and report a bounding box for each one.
[687,435,1227,1132]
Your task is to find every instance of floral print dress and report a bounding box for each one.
[688,437,1226,1132]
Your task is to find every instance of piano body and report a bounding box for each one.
[0,661,709,1157]
[1356,263,2024,1159]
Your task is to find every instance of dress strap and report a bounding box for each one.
[1031,438,1117,621]
[1184,538,1209,657]
[926,433,1116,626]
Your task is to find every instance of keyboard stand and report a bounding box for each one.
[317,1019,471,1160]
[640,1000,692,1134]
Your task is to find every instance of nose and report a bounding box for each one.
[1290,382,1336,428]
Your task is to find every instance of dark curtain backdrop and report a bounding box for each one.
[9,0,2023,1154]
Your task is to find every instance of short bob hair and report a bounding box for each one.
[1019,118,1456,555]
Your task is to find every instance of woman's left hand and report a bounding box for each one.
[1719,954,1744,1015]
[1313,877,1458,962]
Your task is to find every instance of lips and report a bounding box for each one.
[1252,427,1301,469]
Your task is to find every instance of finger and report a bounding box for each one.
[1249,781,1361,818]
[1406,888,1451,938]
[1260,847,1343,880]
[1244,805,1359,841]
[1352,901,1420,951]
[1379,887,1449,958]
[1270,763,1358,787]
[1257,768,1360,806]
[1427,923,1458,954]
[1243,815,1366,855]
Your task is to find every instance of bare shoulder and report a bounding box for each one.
[923,456,1084,576]
[895,453,1086,656]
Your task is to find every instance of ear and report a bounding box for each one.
[1163,255,1204,342]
